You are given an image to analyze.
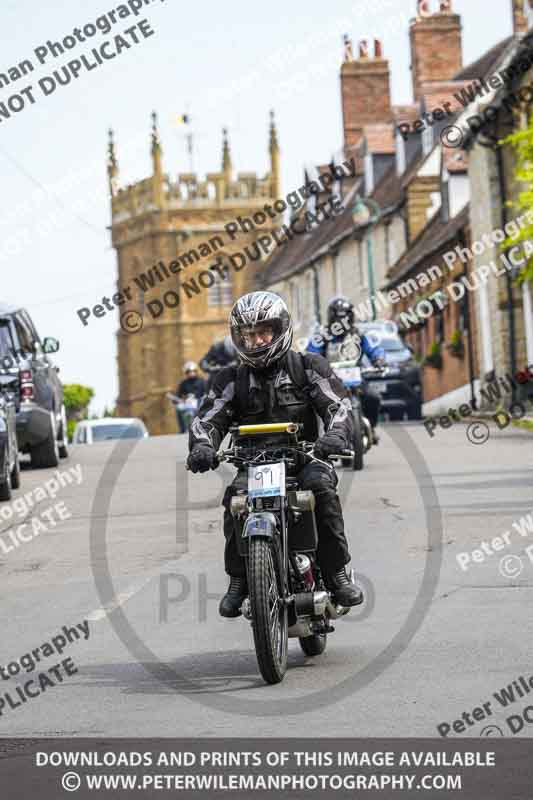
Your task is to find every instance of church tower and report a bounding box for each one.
[109,114,280,434]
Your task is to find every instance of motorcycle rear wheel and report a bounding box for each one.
[248,537,288,684]
[299,633,327,657]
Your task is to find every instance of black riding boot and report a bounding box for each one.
[325,568,364,607]
[219,576,248,618]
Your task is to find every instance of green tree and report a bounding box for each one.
[501,113,533,283]
[63,383,94,440]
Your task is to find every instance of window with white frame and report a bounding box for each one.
[422,125,434,156]
[208,262,233,306]
[396,132,406,175]
[291,281,302,326]
[307,271,315,319]
[333,252,342,295]
[364,153,374,194]
[358,239,367,288]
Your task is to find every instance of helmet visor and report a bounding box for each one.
[231,318,288,357]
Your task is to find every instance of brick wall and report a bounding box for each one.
[409,12,463,102]
[341,58,392,149]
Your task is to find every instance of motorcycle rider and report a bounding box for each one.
[187,291,364,618]
[175,362,205,433]
[200,335,238,392]
[307,296,385,442]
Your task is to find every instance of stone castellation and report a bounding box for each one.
[409,0,463,102]
[108,112,280,434]
[340,36,393,149]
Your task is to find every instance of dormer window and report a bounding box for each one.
[441,165,450,223]
[422,125,434,156]
[364,153,374,194]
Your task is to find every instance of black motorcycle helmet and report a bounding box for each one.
[327,295,355,331]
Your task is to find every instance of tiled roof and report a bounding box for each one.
[454,36,516,81]
[385,204,470,288]
[262,183,362,287]
[263,34,515,288]
[420,80,474,114]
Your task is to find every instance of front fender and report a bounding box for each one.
[242,512,278,540]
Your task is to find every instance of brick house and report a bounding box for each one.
[454,6,533,409]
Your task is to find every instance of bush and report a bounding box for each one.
[63,384,94,420]
[424,341,443,369]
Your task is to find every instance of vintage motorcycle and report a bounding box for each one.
[329,359,370,471]
[330,360,389,470]
[217,421,360,685]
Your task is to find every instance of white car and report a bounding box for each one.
[72,417,149,444]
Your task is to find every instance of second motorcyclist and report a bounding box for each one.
[200,335,238,392]
[307,296,386,442]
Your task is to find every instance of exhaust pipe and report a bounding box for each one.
[313,590,351,619]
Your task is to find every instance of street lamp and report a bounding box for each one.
[352,196,381,321]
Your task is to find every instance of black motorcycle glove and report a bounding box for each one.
[187,444,218,473]
[314,432,346,461]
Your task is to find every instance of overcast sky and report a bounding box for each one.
[0,0,515,413]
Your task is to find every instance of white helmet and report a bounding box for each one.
[184,361,198,373]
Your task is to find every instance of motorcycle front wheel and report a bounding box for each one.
[248,537,288,684]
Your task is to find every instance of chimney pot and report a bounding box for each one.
[341,40,392,148]
[410,4,463,101]
[343,34,354,62]
[417,0,431,17]
[512,0,528,33]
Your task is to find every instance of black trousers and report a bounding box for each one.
[222,461,351,578]
[361,383,381,428]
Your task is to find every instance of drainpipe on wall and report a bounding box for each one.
[458,231,477,411]
[495,143,518,405]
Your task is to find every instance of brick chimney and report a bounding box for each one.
[409,0,463,102]
[512,0,528,33]
[340,37,392,149]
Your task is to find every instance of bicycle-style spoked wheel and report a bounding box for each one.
[248,537,288,684]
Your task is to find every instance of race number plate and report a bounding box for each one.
[334,366,361,386]
[248,462,286,498]
[370,381,388,395]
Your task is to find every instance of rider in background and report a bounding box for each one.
[200,335,238,392]
[307,296,386,442]
[175,362,205,433]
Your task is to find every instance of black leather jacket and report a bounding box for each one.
[189,350,353,451]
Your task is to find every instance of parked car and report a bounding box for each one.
[0,388,20,500]
[358,321,423,420]
[0,304,68,468]
[72,418,149,444]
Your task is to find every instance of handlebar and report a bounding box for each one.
[215,443,353,465]
[362,365,389,377]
